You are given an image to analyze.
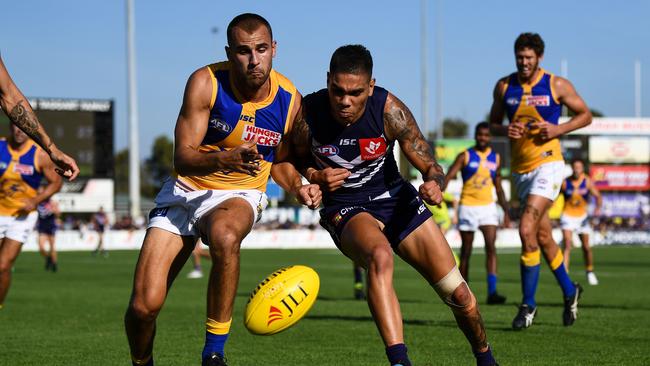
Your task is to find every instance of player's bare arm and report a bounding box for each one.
[532,76,592,140]
[488,77,524,138]
[0,57,79,180]
[174,68,263,177]
[383,92,444,205]
[493,155,510,226]
[442,152,465,191]
[589,180,603,216]
[20,149,63,213]
[271,95,322,209]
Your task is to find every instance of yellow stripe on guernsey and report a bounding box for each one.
[562,176,590,217]
[176,62,297,192]
[206,317,232,335]
[503,69,563,173]
[521,249,541,267]
[459,147,499,206]
[0,139,44,216]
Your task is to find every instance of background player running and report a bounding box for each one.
[560,158,602,285]
[443,122,510,304]
[489,32,592,329]
[0,125,62,308]
[36,188,60,272]
[298,45,498,366]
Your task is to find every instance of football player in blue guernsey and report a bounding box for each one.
[291,45,498,366]
[124,14,321,366]
[442,122,510,305]
[489,33,592,330]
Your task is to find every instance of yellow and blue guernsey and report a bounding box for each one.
[502,68,563,173]
[0,139,43,216]
[562,175,590,217]
[460,147,499,206]
[175,62,297,192]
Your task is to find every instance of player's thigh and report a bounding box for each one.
[395,218,456,285]
[479,225,497,250]
[131,228,195,307]
[199,197,255,249]
[521,194,552,229]
[0,238,23,269]
[339,212,391,269]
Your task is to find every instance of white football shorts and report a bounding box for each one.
[0,211,38,243]
[513,161,564,203]
[457,203,499,231]
[148,178,268,237]
[560,213,591,235]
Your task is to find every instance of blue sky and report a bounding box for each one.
[1,0,648,158]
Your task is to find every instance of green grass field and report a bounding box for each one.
[1,245,649,365]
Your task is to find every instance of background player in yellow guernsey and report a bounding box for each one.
[443,122,510,305]
[0,124,62,309]
[560,158,602,286]
[489,33,592,330]
[124,14,320,366]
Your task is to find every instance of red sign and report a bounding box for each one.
[590,165,650,190]
[359,137,387,160]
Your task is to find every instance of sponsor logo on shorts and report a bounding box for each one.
[525,95,550,106]
[314,145,339,156]
[359,137,386,160]
[538,178,548,184]
[149,207,169,219]
[339,206,360,216]
[332,213,343,226]
[13,164,34,175]
[242,125,281,147]
[417,204,426,215]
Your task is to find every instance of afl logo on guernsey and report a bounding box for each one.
[209,118,232,133]
[359,137,386,160]
[242,125,281,147]
[314,145,339,157]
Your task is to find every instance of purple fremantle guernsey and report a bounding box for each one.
[304,86,404,206]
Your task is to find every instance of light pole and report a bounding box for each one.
[126,0,141,219]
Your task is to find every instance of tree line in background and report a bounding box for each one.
[118,108,603,198]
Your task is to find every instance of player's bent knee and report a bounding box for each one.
[366,246,394,274]
[128,298,162,323]
[208,230,242,258]
[434,267,476,311]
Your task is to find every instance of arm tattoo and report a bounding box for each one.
[8,100,52,153]
[290,109,313,174]
[384,95,444,184]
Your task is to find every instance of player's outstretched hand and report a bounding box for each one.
[508,121,525,139]
[219,138,263,176]
[530,120,561,141]
[296,184,322,209]
[310,167,350,192]
[419,180,442,206]
[49,147,80,181]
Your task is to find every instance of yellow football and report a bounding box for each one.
[244,265,320,335]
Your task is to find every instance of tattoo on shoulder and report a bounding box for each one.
[384,95,444,181]
[292,110,310,145]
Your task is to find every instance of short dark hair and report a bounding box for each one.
[514,33,545,56]
[571,158,585,166]
[329,45,373,77]
[475,121,490,135]
[227,13,273,46]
